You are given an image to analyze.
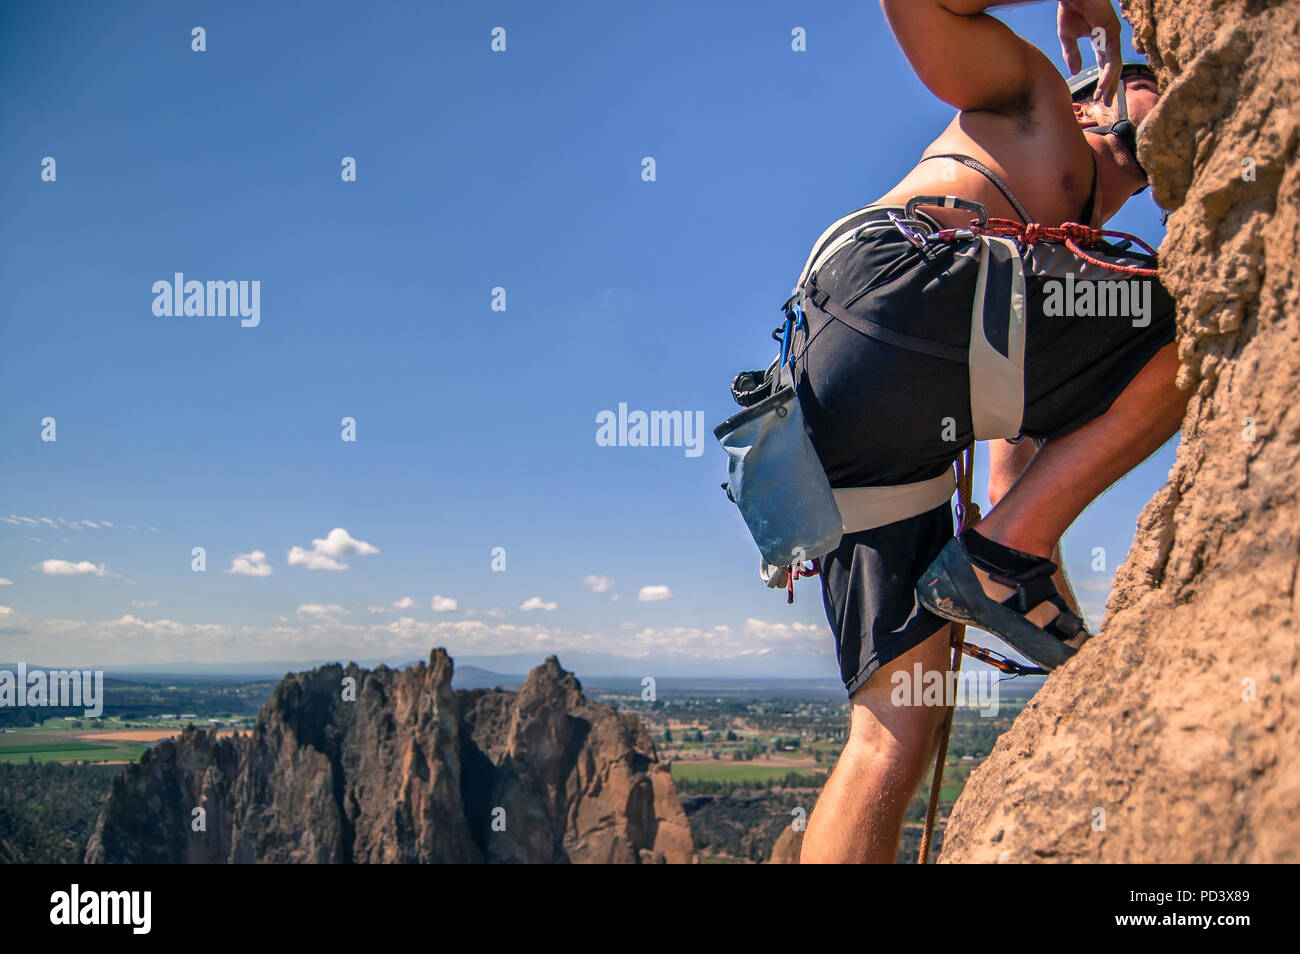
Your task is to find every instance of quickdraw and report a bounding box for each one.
[960,641,1048,678]
[787,559,819,604]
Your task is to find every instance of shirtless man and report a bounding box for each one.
[792,1,1189,863]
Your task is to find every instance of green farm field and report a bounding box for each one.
[0,727,148,764]
[670,761,828,785]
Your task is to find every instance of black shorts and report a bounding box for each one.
[793,206,1177,697]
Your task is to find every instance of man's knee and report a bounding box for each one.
[845,628,952,758]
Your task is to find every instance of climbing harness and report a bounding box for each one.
[716,193,1160,604]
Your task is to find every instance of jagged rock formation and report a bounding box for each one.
[942,0,1300,862]
[84,652,696,864]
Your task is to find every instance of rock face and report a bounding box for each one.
[84,652,696,864]
[941,1,1300,862]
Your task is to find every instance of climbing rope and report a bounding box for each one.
[918,443,979,864]
[932,217,1160,277]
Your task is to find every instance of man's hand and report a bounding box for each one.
[1058,0,1122,104]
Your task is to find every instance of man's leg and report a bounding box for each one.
[987,439,1084,622]
[800,625,952,864]
[978,342,1187,562]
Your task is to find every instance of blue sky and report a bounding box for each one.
[0,1,1174,676]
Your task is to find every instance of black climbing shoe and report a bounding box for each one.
[916,530,1089,671]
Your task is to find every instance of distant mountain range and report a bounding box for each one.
[2,653,1031,697]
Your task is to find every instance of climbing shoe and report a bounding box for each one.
[917,529,1089,671]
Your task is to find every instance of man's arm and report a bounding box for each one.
[880,1,1123,113]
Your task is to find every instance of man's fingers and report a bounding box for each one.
[1096,21,1123,104]
[1057,5,1086,73]
[1059,2,1127,101]
[1061,37,1083,74]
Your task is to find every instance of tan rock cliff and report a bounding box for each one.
[942,0,1300,862]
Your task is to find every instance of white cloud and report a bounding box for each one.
[4,514,124,530]
[519,597,557,612]
[297,603,347,617]
[106,614,224,638]
[130,600,159,609]
[0,605,13,616]
[227,550,273,577]
[430,595,458,612]
[288,527,379,571]
[313,527,379,558]
[367,597,416,614]
[637,585,673,603]
[581,574,614,593]
[0,578,11,585]
[40,559,116,578]
[287,548,346,571]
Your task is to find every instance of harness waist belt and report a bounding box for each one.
[797,224,1028,442]
[834,471,957,534]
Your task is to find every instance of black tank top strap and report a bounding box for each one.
[917,153,1032,224]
